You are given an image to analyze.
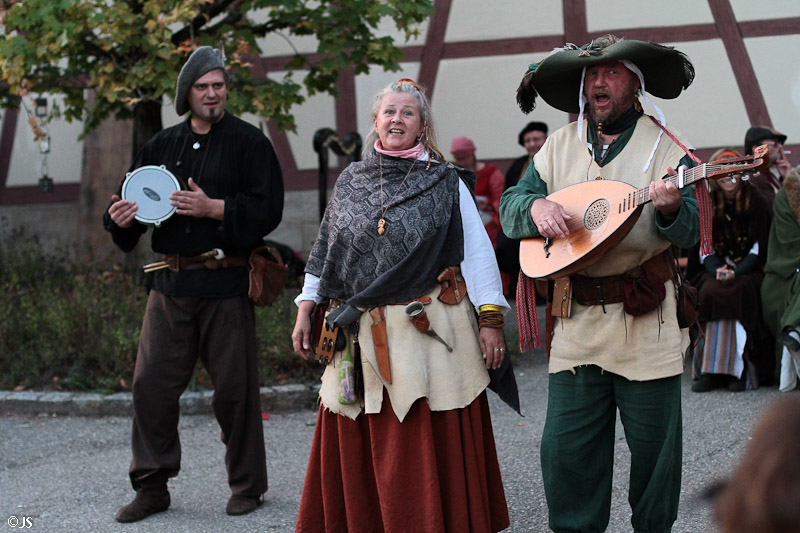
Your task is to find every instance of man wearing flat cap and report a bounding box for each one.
[505,121,549,190]
[744,125,791,213]
[501,35,701,532]
[104,46,284,522]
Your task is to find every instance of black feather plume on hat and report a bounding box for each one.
[516,67,538,114]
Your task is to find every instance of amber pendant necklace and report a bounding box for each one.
[378,154,416,235]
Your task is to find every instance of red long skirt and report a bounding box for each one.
[296,391,509,533]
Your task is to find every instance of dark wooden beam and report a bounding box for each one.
[0,108,18,203]
[707,0,771,126]
[417,0,453,102]
[563,0,589,48]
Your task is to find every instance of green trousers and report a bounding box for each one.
[541,366,682,533]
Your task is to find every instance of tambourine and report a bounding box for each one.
[121,165,181,227]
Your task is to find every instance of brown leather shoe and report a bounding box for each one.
[115,489,170,523]
[226,494,263,516]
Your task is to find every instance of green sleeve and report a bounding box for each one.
[654,154,701,249]
[499,161,548,239]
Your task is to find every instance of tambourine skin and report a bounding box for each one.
[121,165,181,227]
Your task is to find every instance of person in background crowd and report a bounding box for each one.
[450,136,505,249]
[505,121,548,190]
[104,46,283,522]
[501,35,700,532]
[687,148,774,392]
[761,165,800,392]
[291,78,510,533]
[712,396,800,533]
[498,122,549,297]
[744,125,791,213]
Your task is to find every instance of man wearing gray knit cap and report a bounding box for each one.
[104,45,284,522]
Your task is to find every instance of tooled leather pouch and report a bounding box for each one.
[622,267,666,317]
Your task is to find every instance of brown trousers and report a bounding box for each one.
[128,290,267,497]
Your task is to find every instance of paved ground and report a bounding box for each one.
[0,346,791,533]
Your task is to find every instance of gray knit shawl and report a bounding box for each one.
[306,150,473,307]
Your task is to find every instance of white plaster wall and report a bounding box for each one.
[445,0,563,42]
[731,0,800,20]
[647,39,751,150]
[587,0,713,31]
[435,53,568,161]
[282,82,338,171]
[5,96,83,187]
[745,34,800,143]
[255,6,428,56]
[373,11,429,46]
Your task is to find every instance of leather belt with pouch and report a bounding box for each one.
[569,251,673,315]
[143,250,248,273]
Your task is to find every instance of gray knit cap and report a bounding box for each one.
[175,46,225,116]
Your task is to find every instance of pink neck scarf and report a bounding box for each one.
[374,140,426,160]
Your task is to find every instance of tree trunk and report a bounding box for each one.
[76,94,164,267]
[133,99,163,156]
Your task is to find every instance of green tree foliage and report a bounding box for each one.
[0,231,321,392]
[0,0,432,148]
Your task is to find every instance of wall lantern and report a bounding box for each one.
[34,97,47,117]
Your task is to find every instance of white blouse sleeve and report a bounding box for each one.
[458,179,510,314]
[294,273,323,307]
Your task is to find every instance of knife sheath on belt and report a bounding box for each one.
[368,307,391,384]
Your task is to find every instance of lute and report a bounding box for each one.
[519,144,770,280]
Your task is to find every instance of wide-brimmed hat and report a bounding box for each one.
[517,36,695,114]
[744,125,787,155]
[175,46,226,116]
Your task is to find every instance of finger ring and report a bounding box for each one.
[494,348,502,351]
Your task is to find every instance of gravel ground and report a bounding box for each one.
[0,349,789,533]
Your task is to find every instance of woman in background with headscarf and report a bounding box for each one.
[450,136,505,249]
[687,148,774,392]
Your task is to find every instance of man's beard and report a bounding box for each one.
[588,96,629,125]
[203,107,221,122]
[587,84,638,125]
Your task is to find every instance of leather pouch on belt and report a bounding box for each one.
[368,307,391,384]
[437,266,467,305]
[551,277,572,318]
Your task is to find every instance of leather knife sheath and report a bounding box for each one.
[368,307,392,384]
